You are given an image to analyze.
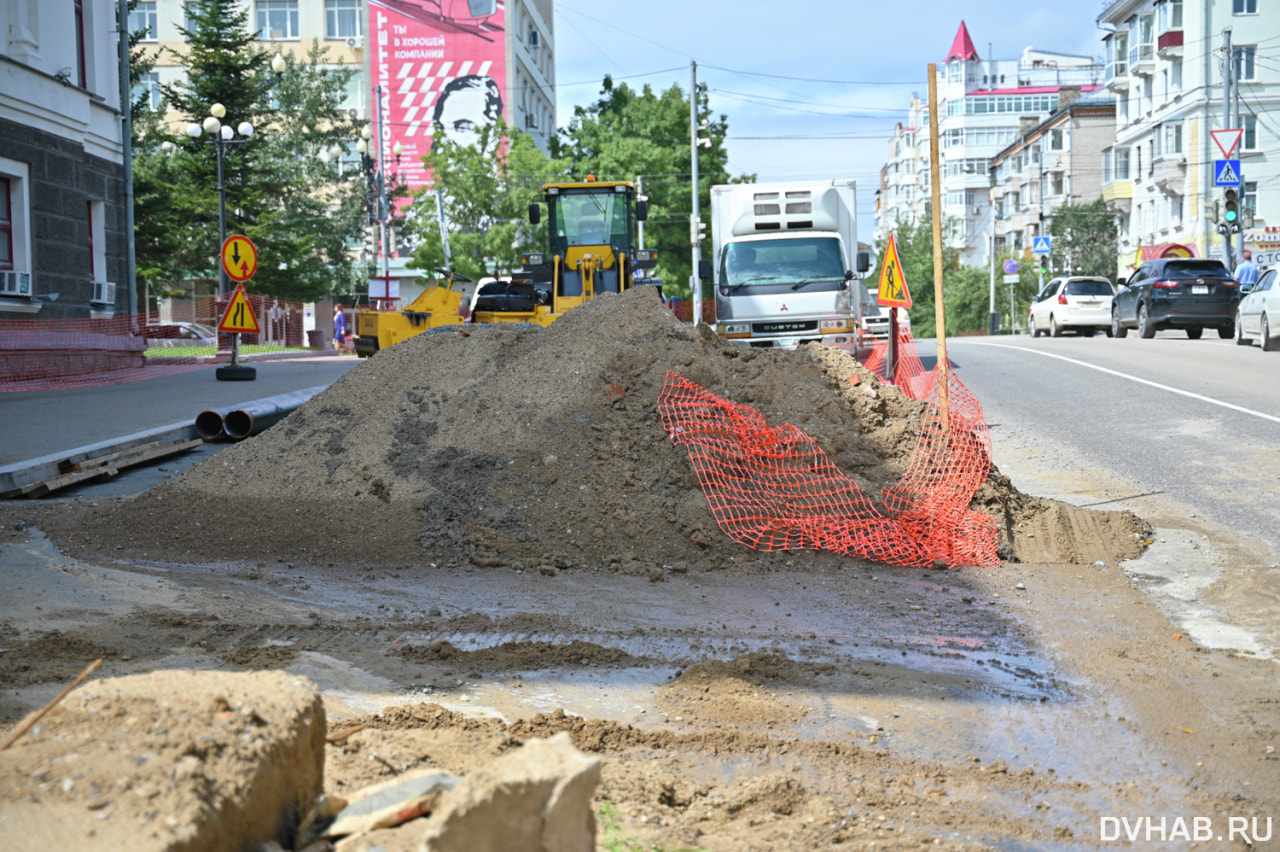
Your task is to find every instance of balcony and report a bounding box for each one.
[1129,43,1155,77]
[1102,180,1133,215]
[1153,154,1186,195]
[1157,29,1183,59]
[1106,60,1131,91]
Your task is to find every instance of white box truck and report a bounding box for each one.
[707,179,870,352]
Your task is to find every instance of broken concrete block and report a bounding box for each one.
[419,731,600,852]
[0,669,325,852]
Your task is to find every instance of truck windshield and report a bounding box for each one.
[721,237,845,291]
[550,190,628,254]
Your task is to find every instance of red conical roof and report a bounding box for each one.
[947,20,980,62]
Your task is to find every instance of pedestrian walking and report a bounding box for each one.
[1234,250,1260,289]
[333,304,352,353]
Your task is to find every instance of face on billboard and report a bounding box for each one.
[431,75,503,151]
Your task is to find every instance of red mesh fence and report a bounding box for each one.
[1,295,325,392]
[657,331,999,568]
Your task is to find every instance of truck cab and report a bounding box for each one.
[710,181,869,352]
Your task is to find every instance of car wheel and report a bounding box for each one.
[1102,327,1113,338]
[1028,316,1039,337]
[1138,303,1156,339]
[1185,326,1203,340]
[1235,311,1251,346]
[1217,324,1234,339]
[1263,315,1278,352]
[1111,309,1128,339]
[1050,316,1063,337]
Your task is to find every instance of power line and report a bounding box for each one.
[701,63,920,86]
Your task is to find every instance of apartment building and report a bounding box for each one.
[874,21,1102,267]
[1098,0,1280,274]
[1,0,128,319]
[990,89,1117,258]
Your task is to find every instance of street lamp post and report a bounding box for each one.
[185,55,282,381]
[356,124,402,307]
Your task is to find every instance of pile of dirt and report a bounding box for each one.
[53,287,1147,571]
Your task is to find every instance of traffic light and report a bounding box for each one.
[1039,254,1049,272]
[1224,189,1239,227]
[689,215,706,246]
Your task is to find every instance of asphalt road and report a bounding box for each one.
[0,356,362,497]
[946,332,1280,558]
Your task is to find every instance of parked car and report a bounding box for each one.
[1027,276,1115,337]
[139,322,218,346]
[860,288,911,340]
[1234,267,1280,351]
[1111,258,1239,339]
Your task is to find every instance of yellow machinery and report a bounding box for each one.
[470,177,659,325]
[353,268,469,357]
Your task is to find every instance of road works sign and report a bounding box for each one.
[221,235,258,283]
[218,284,261,334]
[876,233,912,309]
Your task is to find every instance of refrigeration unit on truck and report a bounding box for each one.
[707,180,870,352]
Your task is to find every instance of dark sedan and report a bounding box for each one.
[1111,258,1240,339]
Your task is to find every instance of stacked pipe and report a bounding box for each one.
[195,386,324,441]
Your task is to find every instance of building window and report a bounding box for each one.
[1116,147,1130,180]
[325,0,362,38]
[1049,129,1064,151]
[1051,173,1064,196]
[1233,0,1257,13]
[1235,46,1256,81]
[1162,122,1182,155]
[132,72,161,111]
[1243,114,1258,150]
[1244,181,1257,214]
[0,178,12,270]
[129,0,157,40]
[184,2,201,37]
[257,1,299,40]
[74,0,87,88]
[1171,58,1183,92]
[1157,0,1183,32]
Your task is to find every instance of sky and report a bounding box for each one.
[548,0,1112,234]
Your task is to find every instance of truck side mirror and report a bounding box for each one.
[635,199,649,222]
[1116,277,1127,288]
[528,203,541,225]
[856,251,871,274]
[698,258,712,281]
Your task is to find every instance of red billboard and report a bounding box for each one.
[369,0,507,191]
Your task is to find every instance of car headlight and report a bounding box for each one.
[819,319,852,333]
[718,322,751,337]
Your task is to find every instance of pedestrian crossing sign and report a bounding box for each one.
[218,284,261,334]
[876,233,912,309]
[1215,159,1242,187]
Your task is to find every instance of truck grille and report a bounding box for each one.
[754,320,817,334]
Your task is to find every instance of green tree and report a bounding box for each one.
[139,0,363,301]
[1046,197,1119,280]
[403,122,565,281]
[560,77,747,299]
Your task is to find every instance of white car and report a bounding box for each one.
[1028,276,1115,337]
[1234,267,1280,351]
[860,288,910,340]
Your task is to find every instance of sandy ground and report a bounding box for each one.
[1,288,1277,850]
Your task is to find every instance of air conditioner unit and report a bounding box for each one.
[346,36,363,49]
[0,270,32,298]
[90,280,116,305]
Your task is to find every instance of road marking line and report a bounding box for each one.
[961,341,1280,426]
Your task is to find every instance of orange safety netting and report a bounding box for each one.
[657,333,999,568]
[0,295,319,392]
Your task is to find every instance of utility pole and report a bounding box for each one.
[689,61,702,326]
[988,228,996,334]
[1223,28,1235,268]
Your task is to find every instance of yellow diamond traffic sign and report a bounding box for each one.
[876,233,912,309]
[218,284,261,334]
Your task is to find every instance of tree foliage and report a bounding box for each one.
[1046,197,1119,281]
[132,0,365,302]
[403,121,564,282]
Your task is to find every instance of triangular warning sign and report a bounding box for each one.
[218,284,261,334]
[876,233,912,309]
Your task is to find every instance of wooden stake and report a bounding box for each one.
[927,63,950,431]
[1,658,103,750]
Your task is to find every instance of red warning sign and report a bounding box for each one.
[218,284,260,334]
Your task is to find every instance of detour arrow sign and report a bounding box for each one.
[221,235,258,283]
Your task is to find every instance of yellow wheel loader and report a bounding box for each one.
[470,177,659,325]
[353,268,470,357]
